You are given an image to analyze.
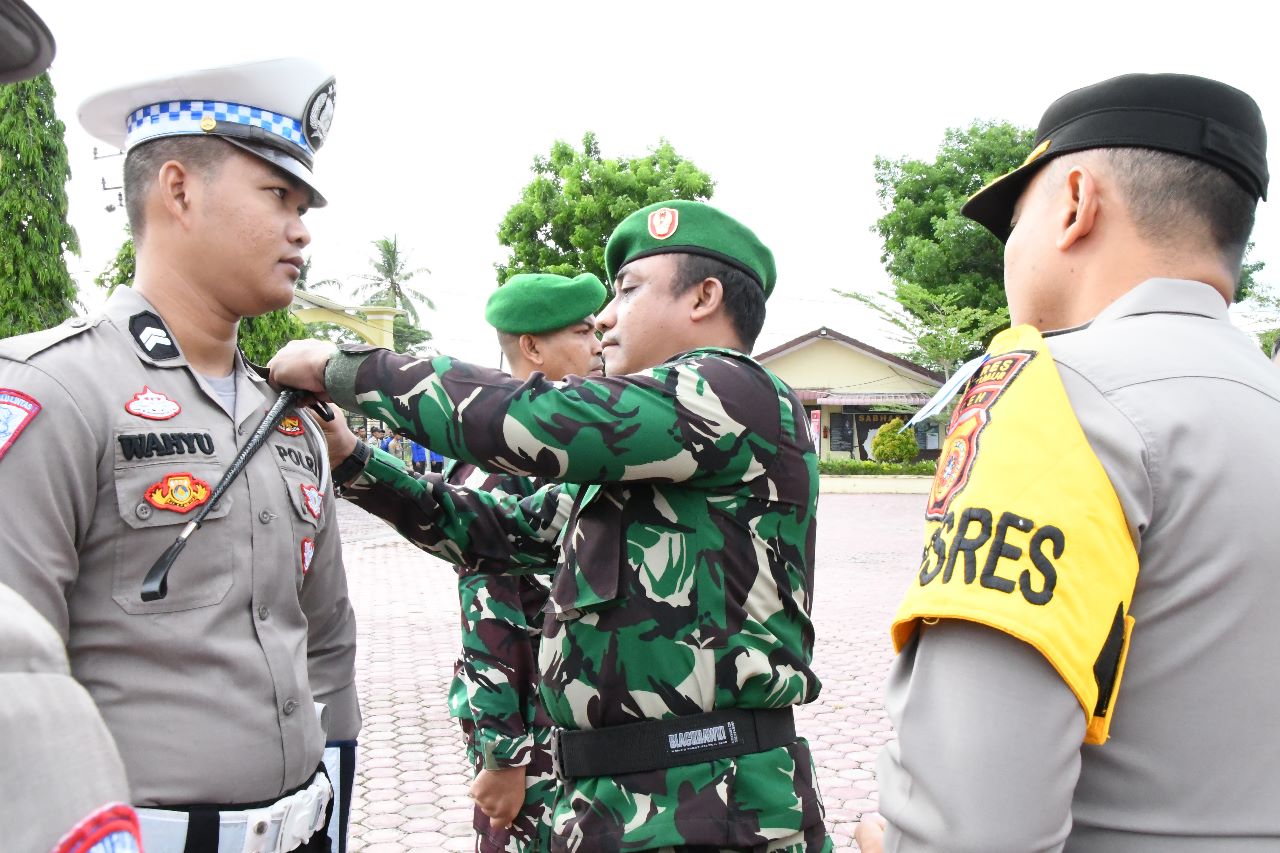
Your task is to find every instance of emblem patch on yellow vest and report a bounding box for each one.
[894,325,1139,744]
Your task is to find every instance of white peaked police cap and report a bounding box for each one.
[78,57,336,206]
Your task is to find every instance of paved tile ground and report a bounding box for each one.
[337,491,927,852]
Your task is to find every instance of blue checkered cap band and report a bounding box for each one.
[125,100,313,155]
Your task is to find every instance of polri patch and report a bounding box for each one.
[144,472,212,513]
[51,802,142,853]
[299,482,323,519]
[647,207,679,240]
[276,415,305,436]
[124,386,181,420]
[301,537,315,576]
[0,388,41,462]
[927,351,1035,520]
[128,312,180,360]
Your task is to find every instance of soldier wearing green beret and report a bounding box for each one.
[317,272,604,852]
[271,200,831,851]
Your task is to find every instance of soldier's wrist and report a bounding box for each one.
[331,437,371,489]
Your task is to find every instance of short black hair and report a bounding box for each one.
[1100,148,1257,274]
[671,255,766,350]
[123,136,234,241]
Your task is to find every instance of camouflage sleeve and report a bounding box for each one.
[325,347,780,488]
[340,447,574,572]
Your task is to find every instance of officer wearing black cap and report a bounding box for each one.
[858,73,1278,852]
[0,57,358,853]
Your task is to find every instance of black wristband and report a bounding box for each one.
[331,438,371,489]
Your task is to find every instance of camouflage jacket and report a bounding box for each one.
[328,345,825,849]
[345,455,553,769]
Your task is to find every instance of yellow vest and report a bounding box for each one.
[893,325,1137,744]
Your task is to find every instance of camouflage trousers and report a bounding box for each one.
[462,721,557,853]
[653,823,833,852]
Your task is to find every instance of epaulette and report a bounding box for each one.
[0,316,101,363]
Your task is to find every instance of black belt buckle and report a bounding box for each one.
[549,727,567,781]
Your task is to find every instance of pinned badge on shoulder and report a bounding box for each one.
[276,415,305,436]
[124,386,181,420]
[0,388,41,462]
[144,472,212,513]
[647,207,679,240]
[301,537,315,576]
[128,312,180,360]
[299,482,323,519]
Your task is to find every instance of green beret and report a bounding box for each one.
[604,200,777,298]
[484,272,607,334]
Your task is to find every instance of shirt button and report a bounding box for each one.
[257,605,270,621]
[258,509,274,524]
[69,318,86,328]
[282,698,298,716]
[135,503,152,520]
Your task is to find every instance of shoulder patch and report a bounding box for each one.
[927,351,1035,520]
[51,802,141,853]
[129,312,180,360]
[0,317,98,363]
[0,388,41,461]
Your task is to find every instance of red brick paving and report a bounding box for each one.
[338,491,926,851]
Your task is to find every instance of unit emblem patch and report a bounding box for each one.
[51,802,142,853]
[276,415,305,436]
[301,537,315,576]
[124,386,181,420]
[144,473,211,513]
[926,351,1035,520]
[647,207,679,240]
[0,388,41,462]
[299,482,323,519]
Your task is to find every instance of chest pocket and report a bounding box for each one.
[110,427,234,615]
[548,485,624,621]
[270,437,326,589]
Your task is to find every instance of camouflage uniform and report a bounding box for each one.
[346,456,556,852]
[327,344,830,852]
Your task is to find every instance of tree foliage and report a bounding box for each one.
[351,236,432,325]
[95,223,136,294]
[838,281,1009,378]
[870,416,920,464]
[496,132,715,283]
[0,73,79,337]
[873,121,1033,317]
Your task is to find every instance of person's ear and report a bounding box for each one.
[519,333,543,366]
[156,160,198,229]
[1058,164,1100,251]
[688,277,725,322]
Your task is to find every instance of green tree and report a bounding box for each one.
[0,72,79,337]
[838,281,1009,378]
[95,223,136,294]
[871,416,920,464]
[874,121,1033,317]
[95,230,307,361]
[1235,241,1266,302]
[496,132,715,283]
[352,236,433,325]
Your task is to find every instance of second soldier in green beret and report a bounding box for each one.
[314,272,605,852]
[271,200,831,851]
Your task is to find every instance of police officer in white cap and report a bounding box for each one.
[0,56,358,853]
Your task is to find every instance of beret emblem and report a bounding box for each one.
[647,207,679,240]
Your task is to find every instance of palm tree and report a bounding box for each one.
[352,236,433,325]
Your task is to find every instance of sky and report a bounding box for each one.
[33,0,1279,367]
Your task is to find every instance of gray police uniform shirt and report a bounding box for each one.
[0,581,133,853]
[878,278,1280,852]
[0,287,360,807]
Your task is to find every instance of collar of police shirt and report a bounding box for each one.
[102,287,269,427]
[1042,277,1230,338]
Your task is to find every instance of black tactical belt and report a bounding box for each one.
[550,707,796,780]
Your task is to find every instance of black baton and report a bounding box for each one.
[140,388,318,601]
